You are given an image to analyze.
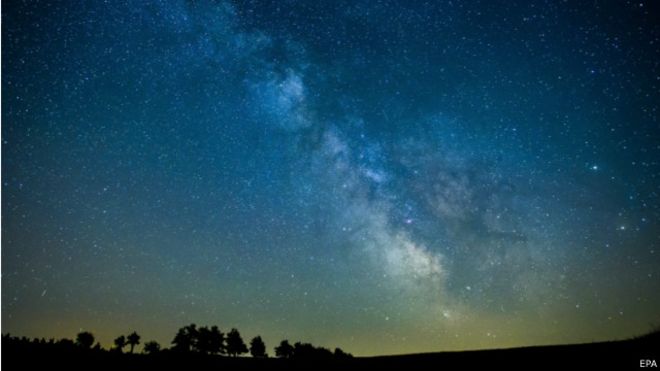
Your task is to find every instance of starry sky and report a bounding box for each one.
[2,0,659,356]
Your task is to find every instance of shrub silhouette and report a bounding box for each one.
[127,331,140,354]
[75,331,94,349]
[143,341,161,354]
[249,336,267,358]
[274,339,294,359]
[225,328,248,357]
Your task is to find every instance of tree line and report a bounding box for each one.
[2,324,352,360]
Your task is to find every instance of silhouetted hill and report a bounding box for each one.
[356,333,660,369]
[3,330,659,370]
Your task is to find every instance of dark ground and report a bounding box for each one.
[3,331,659,370]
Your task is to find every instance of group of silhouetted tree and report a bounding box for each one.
[2,325,352,360]
[169,324,251,356]
[166,323,349,359]
[274,339,351,360]
[170,324,232,355]
[113,331,141,353]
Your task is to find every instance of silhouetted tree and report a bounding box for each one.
[292,342,333,359]
[58,338,74,347]
[127,331,140,354]
[209,325,225,355]
[249,336,267,358]
[1,328,355,362]
[225,328,248,357]
[172,324,198,352]
[193,325,225,354]
[75,331,94,349]
[196,326,212,354]
[114,335,126,353]
[143,341,161,354]
[334,347,352,358]
[275,340,294,359]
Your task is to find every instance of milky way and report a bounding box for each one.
[3,0,659,355]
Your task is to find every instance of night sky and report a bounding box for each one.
[2,0,659,356]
